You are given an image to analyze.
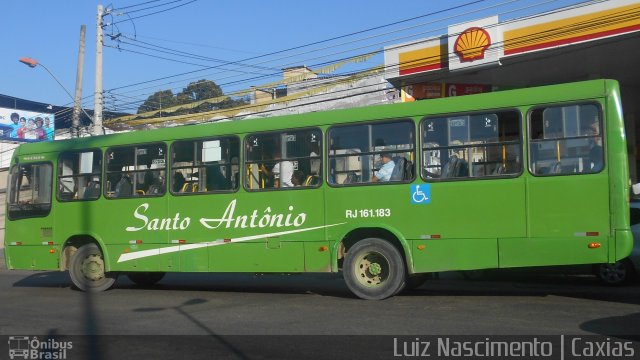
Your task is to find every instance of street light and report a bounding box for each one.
[19,57,77,103]
[19,56,93,134]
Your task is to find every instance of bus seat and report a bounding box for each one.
[180,182,191,192]
[114,175,132,197]
[493,164,506,175]
[550,161,563,174]
[456,159,469,177]
[442,156,469,178]
[343,171,359,184]
[390,157,407,181]
[82,181,100,199]
[304,175,319,186]
[442,156,459,178]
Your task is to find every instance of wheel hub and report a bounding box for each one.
[355,252,389,287]
[369,262,382,276]
[81,254,105,281]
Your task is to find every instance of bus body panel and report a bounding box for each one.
[604,80,633,261]
[411,238,499,272]
[3,79,633,284]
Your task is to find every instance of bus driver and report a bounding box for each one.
[372,153,395,182]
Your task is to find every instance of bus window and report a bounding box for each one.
[7,163,52,220]
[105,143,167,198]
[421,111,521,180]
[57,150,102,201]
[328,119,415,185]
[529,104,603,175]
[171,136,240,194]
[245,128,322,190]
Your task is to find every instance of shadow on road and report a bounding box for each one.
[580,313,640,340]
[12,270,71,288]
[9,269,640,305]
[134,298,252,360]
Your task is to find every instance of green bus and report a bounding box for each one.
[4,79,633,300]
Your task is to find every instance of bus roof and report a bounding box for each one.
[13,79,615,157]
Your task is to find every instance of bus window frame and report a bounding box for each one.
[527,101,605,177]
[104,141,168,199]
[243,126,324,192]
[326,118,416,188]
[56,148,103,203]
[7,161,54,221]
[419,109,524,182]
[169,135,242,196]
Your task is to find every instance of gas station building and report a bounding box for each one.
[383,0,640,179]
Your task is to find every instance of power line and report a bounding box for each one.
[105,0,607,107]
[112,0,169,11]
[114,0,188,14]
[104,7,640,126]
[111,0,198,24]
[104,0,578,104]
[103,0,489,93]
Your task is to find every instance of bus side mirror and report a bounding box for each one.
[632,183,640,196]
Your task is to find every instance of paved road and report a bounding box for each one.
[1,248,639,338]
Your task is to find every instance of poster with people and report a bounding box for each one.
[0,107,55,142]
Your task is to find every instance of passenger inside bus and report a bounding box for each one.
[114,174,133,197]
[372,153,395,182]
[292,170,305,186]
[205,164,231,191]
[585,119,603,172]
[173,171,186,193]
[261,151,294,188]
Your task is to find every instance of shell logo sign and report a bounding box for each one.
[454,27,492,62]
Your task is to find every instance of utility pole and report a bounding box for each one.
[93,4,104,135]
[71,25,86,138]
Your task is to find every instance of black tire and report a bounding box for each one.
[343,238,406,300]
[405,273,430,291]
[69,243,117,292]
[596,259,635,285]
[127,272,166,286]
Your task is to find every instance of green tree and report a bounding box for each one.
[137,90,178,114]
[136,79,248,117]
[177,79,223,105]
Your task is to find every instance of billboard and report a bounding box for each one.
[0,107,55,142]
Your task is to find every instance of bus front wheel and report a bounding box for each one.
[343,238,406,300]
[69,243,117,292]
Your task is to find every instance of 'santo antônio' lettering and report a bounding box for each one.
[126,203,191,232]
[200,200,306,229]
[125,200,307,232]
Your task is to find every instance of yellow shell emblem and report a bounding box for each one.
[454,27,491,62]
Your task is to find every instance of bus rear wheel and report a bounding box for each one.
[127,272,166,287]
[69,243,116,292]
[343,238,406,300]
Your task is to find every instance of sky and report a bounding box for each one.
[2,0,591,114]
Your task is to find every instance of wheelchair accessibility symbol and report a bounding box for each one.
[411,184,431,204]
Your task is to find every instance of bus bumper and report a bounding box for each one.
[614,229,633,262]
